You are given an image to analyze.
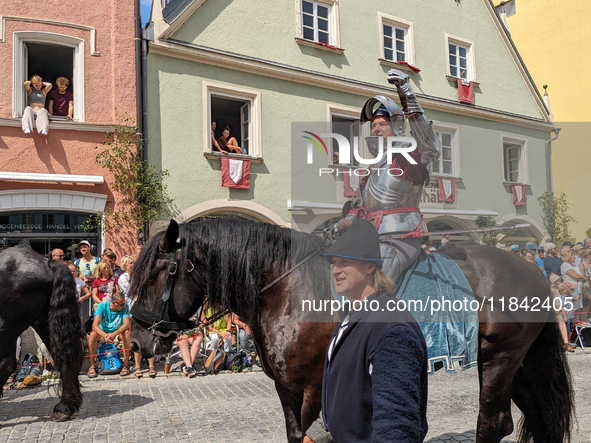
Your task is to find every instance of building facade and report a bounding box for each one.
[495,0,591,241]
[146,0,553,246]
[0,2,139,258]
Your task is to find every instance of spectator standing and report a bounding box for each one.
[75,240,100,287]
[495,233,506,249]
[533,247,547,278]
[50,248,65,260]
[87,292,131,378]
[549,275,572,352]
[561,250,587,323]
[67,262,91,324]
[573,244,584,266]
[118,255,135,309]
[22,75,52,135]
[102,248,123,278]
[560,282,577,333]
[509,245,520,255]
[579,249,591,321]
[584,238,591,249]
[543,243,562,278]
[523,250,534,263]
[92,261,119,308]
[48,77,73,119]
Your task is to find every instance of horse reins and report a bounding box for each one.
[259,247,323,294]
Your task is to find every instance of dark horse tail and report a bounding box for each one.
[512,320,573,443]
[47,260,84,417]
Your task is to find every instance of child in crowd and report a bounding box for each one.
[92,261,119,311]
[68,262,92,325]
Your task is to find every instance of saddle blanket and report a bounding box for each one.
[395,250,478,374]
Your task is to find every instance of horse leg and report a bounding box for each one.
[0,337,18,394]
[275,381,304,443]
[301,386,322,442]
[32,319,82,421]
[476,338,529,443]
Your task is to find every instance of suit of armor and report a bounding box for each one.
[333,70,441,280]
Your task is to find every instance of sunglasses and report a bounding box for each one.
[85,263,91,277]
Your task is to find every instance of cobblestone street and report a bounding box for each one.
[1,349,590,442]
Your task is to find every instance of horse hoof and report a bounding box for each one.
[51,412,71,422]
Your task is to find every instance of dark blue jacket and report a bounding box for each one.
[322,292,428,443]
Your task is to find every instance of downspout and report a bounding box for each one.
[545,128,561,194]
[134,0,145,244]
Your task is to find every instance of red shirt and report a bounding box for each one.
[92,276,118,301]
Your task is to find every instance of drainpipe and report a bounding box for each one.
[545,128,561,194]
[134,0,145,244]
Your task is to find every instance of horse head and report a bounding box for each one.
[130,219,207,358]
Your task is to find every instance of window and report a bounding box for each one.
[204,82,261,158]
[432,130,454,175]
[13,32,85,121]
[379,14,414,65]
[445,34,475,82]
[431,126,460,177]
[301,1,331,44]
[331,114,360,166]
[503,140,524,183]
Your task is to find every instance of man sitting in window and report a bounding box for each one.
[211,121,225,154]
[217,126,242,154]
[48,77,73,120]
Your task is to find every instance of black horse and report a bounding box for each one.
[130,219,573,443]
[0,246,83,421]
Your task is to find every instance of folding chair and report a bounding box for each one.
[574,322,591,350]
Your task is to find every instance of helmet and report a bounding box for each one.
[360,95,406,136]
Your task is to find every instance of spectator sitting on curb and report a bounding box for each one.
[87,292,131,378]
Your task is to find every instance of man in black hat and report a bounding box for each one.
[321,219,428,443]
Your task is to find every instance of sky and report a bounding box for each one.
[140,0,152,26]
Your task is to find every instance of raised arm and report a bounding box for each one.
[42,82,52,95]
[24,81,32,94]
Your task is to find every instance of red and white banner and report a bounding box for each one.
[221,157,250,189]
[457,78,474,104]
[438,177,455,203]
[343,172,360,197]
[512,184,526,206]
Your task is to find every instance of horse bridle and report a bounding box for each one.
[131,239,208,338]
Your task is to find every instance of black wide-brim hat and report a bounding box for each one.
[324,219,383,266]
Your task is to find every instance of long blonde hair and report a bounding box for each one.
[373,268,395,295]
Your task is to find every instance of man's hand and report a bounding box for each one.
[104,333,116,343]
[387,69,410,88]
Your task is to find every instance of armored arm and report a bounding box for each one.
[387,69,440,162]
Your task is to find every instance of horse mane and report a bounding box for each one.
[132,219,328,323]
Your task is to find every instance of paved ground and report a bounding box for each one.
[1,349,590,442]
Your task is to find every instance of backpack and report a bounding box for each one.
[204,348,227,375]
[15,353,42,382]
[95,343,122,375]
[225,350,247,373]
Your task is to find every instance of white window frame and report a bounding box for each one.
[295,0,340,48]
[378,13,415,66]
[431,124,461,179]
[327,104,361,167]
[502,136,528,184]
[445,33,476,82]
[12,31,85,122]
[203,81,262,159]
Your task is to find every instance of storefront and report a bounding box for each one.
[0,211,101,259]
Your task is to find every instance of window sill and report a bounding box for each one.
[0,117,115,133]
[446,75,480,87]
[503,181,530,188]
[431,174,463,182]
[204,152,264,164]
[295,38,344,54]
[378,59,419,72]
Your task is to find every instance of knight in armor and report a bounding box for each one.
[332,69,441,281]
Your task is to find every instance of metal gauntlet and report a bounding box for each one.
[387,69,423,115]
